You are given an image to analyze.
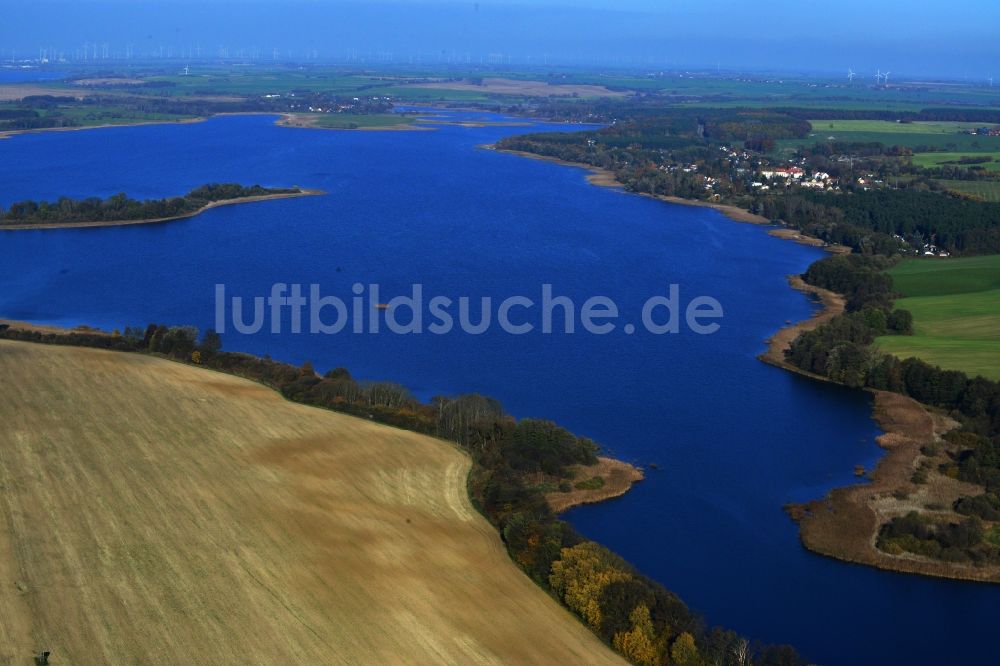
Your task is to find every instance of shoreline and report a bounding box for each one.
[546,457,645,514]
[495,144,1000,583]
[490,146,863,239]
[0,189,324,231]
[489,147,776,224]
[786,390,1000,583]
[758,275,846,376]
[0,111,439,141]
[0,115,209,140]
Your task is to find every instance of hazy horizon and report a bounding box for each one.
[3,0,999,80]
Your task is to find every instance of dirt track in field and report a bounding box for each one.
[0,340,621,664]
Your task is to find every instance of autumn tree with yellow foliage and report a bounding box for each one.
[612,605,661,666]
[550,542,632,630]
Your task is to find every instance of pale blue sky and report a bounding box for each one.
[3,1,998,78]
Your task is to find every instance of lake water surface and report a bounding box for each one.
[1,113,996,665]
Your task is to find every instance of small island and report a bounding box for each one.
[0,183,322,230]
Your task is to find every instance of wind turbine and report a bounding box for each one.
[848,68,856,82]
[874,69,883,85]
[883,71,891,86]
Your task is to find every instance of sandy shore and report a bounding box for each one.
[546,457,645,513]
[485,147,624,188]
[758,275,846,375]
[491,146,829,227]
[786,391,1000,583]
[0,189,324,231]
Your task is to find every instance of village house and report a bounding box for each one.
[760,166,804,179]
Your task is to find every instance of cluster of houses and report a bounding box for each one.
[265,91,393,115]
[751,165,836,191]
[961,126,1000,137]
[921,243,951,257]
[892,234,951,258]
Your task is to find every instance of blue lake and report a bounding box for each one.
[0,67,68,83]
[1,113,996,665]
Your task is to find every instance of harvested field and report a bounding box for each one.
[0,84,88,101]
[412,77,628,98]
[0,340,622,664]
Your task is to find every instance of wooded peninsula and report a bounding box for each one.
[0,183,318,229]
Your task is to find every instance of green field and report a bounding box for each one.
[876,255,1000,380]
[912,152,1000,171]
[811,120,996,134]
[936,180,1000,202]
[776,119,1000,155]
[308,113,415,129]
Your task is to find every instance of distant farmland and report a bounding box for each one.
[777,119,1000,155]
[0,340,622,665]
[912,152,1000,171]
[877,255,1000,380]
[936,179,1000,202]
[811,119,997,135]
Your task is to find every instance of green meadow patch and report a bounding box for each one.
[308,113,415,129]
[912,152,1000,171]
[876,256,1000,380]
[778,119,1000,154]
[811,120,996,135]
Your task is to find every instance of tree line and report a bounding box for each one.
[754,189,1000,256]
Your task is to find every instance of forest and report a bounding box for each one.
[757,190,1000,256]
[0,183,300,225]
[0,323,805,666]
